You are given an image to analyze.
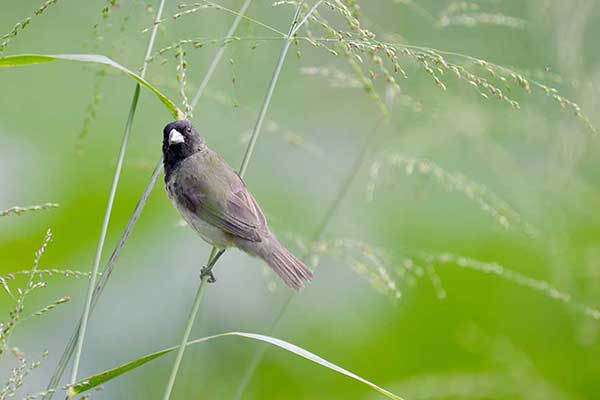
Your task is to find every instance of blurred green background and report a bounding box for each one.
[1,0,600,399]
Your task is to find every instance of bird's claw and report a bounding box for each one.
[200,266,216,283]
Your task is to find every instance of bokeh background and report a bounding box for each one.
[1,0,600,399]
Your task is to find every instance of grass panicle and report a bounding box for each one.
[428,253,600,320]
[436,2,525,30]
[1,348,48,399]
[22,296,71,321]
[0,0,59,53]
[300,65,362,88]
[0,269,91,300]
[1,229,53,357]
[366,154,537,237]
[316,237,404,300]
[397,44,597,134]
[76,69,107,155]
[101,0,119,20]
[150,0,596,133]
[1,203,59,218]
[174,45,192,117]
[437,13,526,30]
[278,234,600,322]
[0,269,92,282]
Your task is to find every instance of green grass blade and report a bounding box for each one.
[67,332,404,400]
[66,348,172,399]
[0,53,182,118]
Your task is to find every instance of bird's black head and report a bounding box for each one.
[162,120,205,175]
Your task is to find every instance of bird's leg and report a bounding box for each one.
[200,268,216,283]
[200,249,226,283]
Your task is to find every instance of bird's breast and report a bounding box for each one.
[165,174,232,249]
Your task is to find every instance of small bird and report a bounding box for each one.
[162,120,313,290]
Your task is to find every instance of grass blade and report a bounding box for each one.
[67,332,404,400]
[0,53,182,118]
[44,0,170,396]
[47,0,253,395]
[43,159,163,397]
[68,0,170,385]
[66,348,173,399]
[69,84,142,384]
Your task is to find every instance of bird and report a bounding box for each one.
[162,120,313,290]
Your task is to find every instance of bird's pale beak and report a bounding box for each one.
[168,129,185,145]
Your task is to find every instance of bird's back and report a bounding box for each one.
[166,149,268,247]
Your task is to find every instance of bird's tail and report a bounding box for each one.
[261,235,313,290]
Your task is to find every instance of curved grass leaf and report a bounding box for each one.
[66,331,404,400]
[0,53,183,118]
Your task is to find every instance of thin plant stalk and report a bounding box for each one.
[289,0,324,37]
[238,4,303,176]
[190,0,253,110]
[46,0,255,396]
[43,159,163,399]
[161,248,217,399]
[69,85,140,384]
[161,3,313,398]
[67,0,168,387]
[234,117,386,399]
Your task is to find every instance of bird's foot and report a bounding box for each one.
[200,266,217,283]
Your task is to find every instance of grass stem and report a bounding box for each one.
[161,247,218,400]
[190,0,253,110]
[161,3,310,398]
[234,117,386,399]
[43,159,163,398]
[69,83,141,384]
[60,0,168,391]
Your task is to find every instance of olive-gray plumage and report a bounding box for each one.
[162,120,312,290]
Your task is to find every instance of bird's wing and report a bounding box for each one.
[175,151,268,242]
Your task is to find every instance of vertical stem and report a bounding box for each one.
[161,275,211,399]
[238,2,303,177]
[140,0,167,77]
[69,84,140,384]
[233,118,385,399]
[44,159,163,398]
[68,0,168,386]
[161,4,306,399]
[289,0,324,37]
[191,0,253,110]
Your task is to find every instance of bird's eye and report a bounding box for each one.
[186,127,192,133]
